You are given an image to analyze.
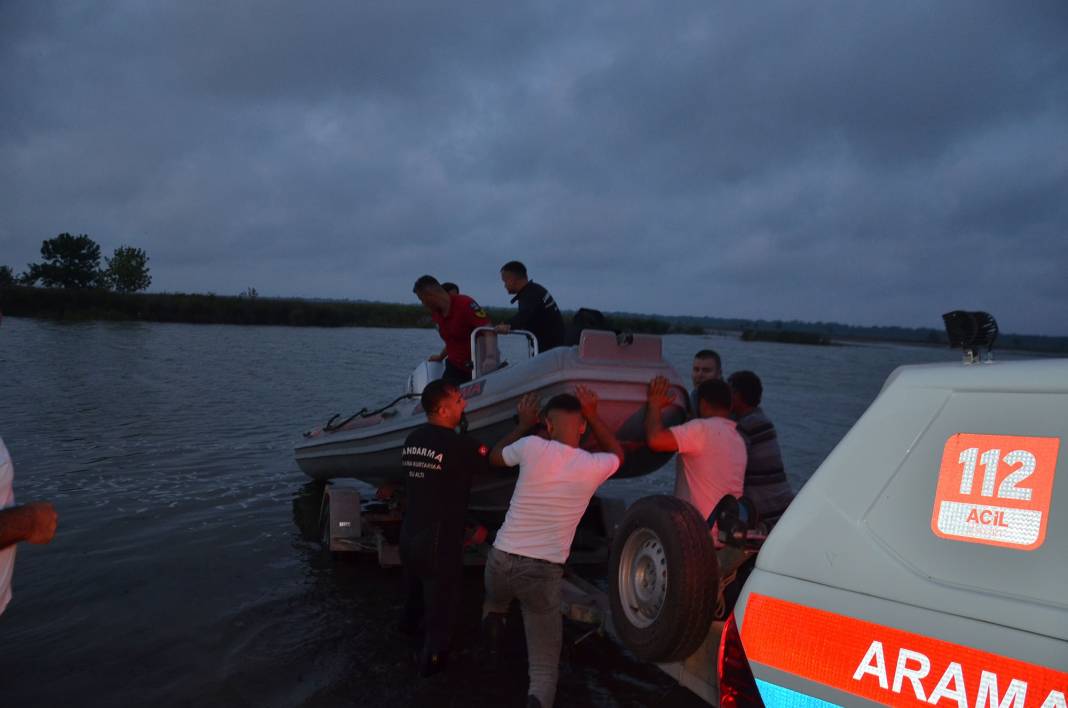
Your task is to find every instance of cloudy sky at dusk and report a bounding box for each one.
[3,1,1066,335]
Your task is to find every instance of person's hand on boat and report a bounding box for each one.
[517,393,541,428]
[646,376,675,410]
[575,385,600,419]
[494,323,512,334]
[428,353,445,362]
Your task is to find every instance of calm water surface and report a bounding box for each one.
[0,317,970,706]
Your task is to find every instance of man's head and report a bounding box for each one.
[542,393,586,447]
[441,282,459,296]
[691,349,722,389]
[727,370,762,416]
[413,275,451,314]
[695,379,733,419]
[421,379,465,428]
[500,260,529,295]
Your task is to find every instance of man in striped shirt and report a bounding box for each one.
[727,371,795,528]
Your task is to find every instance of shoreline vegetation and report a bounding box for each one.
[2,285,1067,354]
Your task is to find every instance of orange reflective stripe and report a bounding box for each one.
[742,594,1067,707]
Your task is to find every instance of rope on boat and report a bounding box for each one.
[317,392,421,434]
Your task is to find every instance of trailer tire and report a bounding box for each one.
[608,495,719,663]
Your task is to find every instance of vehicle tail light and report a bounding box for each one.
[718,611,765,707]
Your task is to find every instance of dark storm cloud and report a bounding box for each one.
[2,1,1066,334]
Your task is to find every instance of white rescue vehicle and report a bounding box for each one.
[722,313,1067,706]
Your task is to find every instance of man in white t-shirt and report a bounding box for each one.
[645,376,746,542]
[0,437,58,616]
[482,386,623,708]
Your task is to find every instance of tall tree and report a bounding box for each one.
[0,265,13,287]
[104,246,152,293]
[28,233,103,289]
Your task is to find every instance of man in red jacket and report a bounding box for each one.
[413,275,491,385]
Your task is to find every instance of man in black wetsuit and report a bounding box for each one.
[495,260,566,352]
[399,379,487,676]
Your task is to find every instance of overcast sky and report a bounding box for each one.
[3,2,1066,335]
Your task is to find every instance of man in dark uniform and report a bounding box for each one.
[495,261,565,352]
[399,379,487,675]
[413,275,492,385]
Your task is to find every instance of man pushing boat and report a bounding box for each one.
[482,386,624,708]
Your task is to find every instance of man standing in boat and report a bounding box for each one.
[413,275,491,385]
[495,261,566,352]
[398,379,487,676]
[483,387,624,708]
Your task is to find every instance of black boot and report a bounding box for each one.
[526,696,543,708]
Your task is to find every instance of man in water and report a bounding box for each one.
[0,437,58,616]
[689,349,722,416]
[483,387,623,708]
[398,379,487,676]
[494,261,565,352]
[727,370,794,528]
[644,376,746,539]
[413,275,491,385]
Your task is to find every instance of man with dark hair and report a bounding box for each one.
[412,275,491,385]
[441,282,459,295]
[398,379,487,676]
[689,349,722,416]
[483,387,623,708]
[495,261,565,352]
[727,371,794,528]
[645,376,746,541]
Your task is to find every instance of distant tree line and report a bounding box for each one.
[0,284,702,335]
[2,233,151,293]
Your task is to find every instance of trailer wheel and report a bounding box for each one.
[608,495,719,663]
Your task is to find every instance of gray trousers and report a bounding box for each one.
[482,546,564,708]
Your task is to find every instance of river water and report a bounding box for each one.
[0,317,970,706]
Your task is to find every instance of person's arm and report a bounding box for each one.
[576,385,624,463]
[506,288,535,331]
[428,346,447,362]
[0,502,58,550]
[489,393,540,467]
[645,376,679,452]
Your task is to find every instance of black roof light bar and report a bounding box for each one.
[942,310,998,364]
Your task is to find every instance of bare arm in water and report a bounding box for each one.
[0,502,58,550]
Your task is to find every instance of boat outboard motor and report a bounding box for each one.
[566,308,609,346]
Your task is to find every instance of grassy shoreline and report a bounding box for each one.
[3,285,1066,353]
[0,285,700,335]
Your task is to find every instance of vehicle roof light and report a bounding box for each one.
[942,310,998,364]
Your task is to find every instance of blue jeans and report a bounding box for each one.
[482,546,564,708]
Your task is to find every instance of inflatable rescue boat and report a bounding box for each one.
[295,328,689,511]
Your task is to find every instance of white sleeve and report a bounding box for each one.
[669,419,706,455]
[592,452,621,482]
[502,436,531,467]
